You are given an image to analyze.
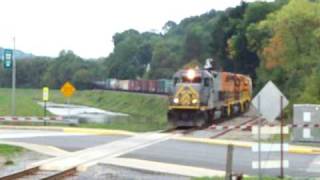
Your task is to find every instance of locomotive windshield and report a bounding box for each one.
[173,69,202,84]
[182,76,201,83]
[173,76,202,84]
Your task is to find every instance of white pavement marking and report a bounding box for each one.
[252,126,289,134]
[0,140,69,157]
[39,132,177,171]
[303,128,312,139]
[252,160,289,169]
[252,143,289,152]
[0,130,82,139]
[100,157,226,177]
[307,156,320,173]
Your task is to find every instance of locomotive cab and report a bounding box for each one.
[168,69,214,127]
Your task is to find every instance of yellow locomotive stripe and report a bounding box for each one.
[174,85,185,98]
[174,85,199,99]
[173,84,200,106]
[187,85,199,99]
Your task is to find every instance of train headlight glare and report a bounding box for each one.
[187,69,196,80]
[173,98,179,104]
[192,99,198,104]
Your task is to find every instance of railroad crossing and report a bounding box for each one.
[1,121,320,179]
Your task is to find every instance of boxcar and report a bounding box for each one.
[147,80,157,92]
[118,80,129,90]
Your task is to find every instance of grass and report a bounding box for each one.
[0,144,24,166]
[0,144,23,157]
[0,88,44,116]
[0,88,168,132]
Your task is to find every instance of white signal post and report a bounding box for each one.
[12,37,16,116]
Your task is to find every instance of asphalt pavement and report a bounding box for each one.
[123,139,320,178]
[2,133,126,151]
[1,130,320,178]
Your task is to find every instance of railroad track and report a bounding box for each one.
[209,116,261,139]
[1,132,176,180]
[162,127,201,135]
[0,166,77,180]
[164,114,261,138]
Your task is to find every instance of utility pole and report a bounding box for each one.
[280,96,284,178]
[11,37,16,116]
[258,95,262,180]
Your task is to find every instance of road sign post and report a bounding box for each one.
[280,96,284,178]
[3,38,16,116]
[60,82,76,117]
[43,87,49,125]
[252,81,289,179]
[12,38,16,116]
[258,95,262,180]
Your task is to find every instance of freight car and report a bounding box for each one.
[167,68,252,128]
[93,79,173,94]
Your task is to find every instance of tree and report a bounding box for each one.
[252,0,320,100]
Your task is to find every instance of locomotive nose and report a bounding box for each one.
[171,85,200,107]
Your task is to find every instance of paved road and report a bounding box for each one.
[0,130,126,151]
[1,129,319,178]
[124,140,320,178]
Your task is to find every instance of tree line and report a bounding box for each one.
[0,50,104,89]
[1,0,320,105]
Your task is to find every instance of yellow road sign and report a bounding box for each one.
[43,87,49,101]
[60,82,76,97]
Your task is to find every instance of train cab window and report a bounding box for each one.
[174,77,180,85]
[204,78,211,87]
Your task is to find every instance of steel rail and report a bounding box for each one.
[0,166,77,180]
[210,116,260,139]
[41,167,77,180]
[0,166,40,180]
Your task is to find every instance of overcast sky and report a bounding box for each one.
[0,0,271,59]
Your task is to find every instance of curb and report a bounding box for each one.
[0,125,136,136]
[174,136,252,148]
[174,136,320,155]
[289,145,320,155]
[63,127,136,136]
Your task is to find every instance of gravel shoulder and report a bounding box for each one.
[0,150,51,176]
[71,164,190,180]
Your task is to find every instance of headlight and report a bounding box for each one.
[192,99,198,104]
[187,69,196,80]
[173,98,179,104]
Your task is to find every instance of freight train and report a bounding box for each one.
[93,79,173,94]
[167,68,252,128]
